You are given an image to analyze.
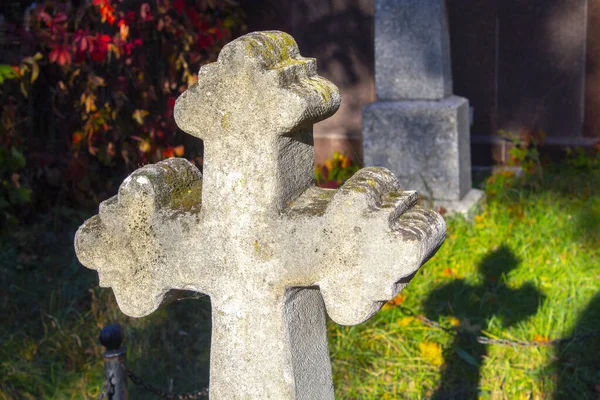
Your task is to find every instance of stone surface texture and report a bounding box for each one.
[364,96,471,201]
[375,0,453,100]
[75,31,446,400]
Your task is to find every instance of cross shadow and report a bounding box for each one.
[550,291,600,399]
[423,245,545,399]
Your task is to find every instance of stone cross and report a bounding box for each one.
[75,31,446,399]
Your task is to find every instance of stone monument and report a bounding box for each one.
[75,31,446,399]
[363,0,485,217]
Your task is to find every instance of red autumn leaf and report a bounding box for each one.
[163,147,175,158]
[49,44,72,66]
[140,3,152,21]
[125,11,136,24]
[173,0,185,14]
[96,0,115,25]
[73,30,91,52]
[123,38,142,56]
[167,96,176,109]
[90,34,112,62]
[37,11,52,24]
[53,12,67,25]
[197,33,214,49]
[72,131,83,145]
[211,21,229,41]
[187,8,200,28]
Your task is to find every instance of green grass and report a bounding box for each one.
[1,161,599,399]
[329,164,600,399]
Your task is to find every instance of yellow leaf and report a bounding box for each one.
[108,43,120,59]
[85,94,97,113]
[138,140,151,154]
[70,68,81,84]
[419,341,443,366]
[448,317,460,327]
[132,109,149,125]
[174,145,185,157]
[120,23,129,41]
[31,63,39,83]
[89,74,105,87]
[388,293,406,306]
[533,334,550,343]
[396,316,414,327]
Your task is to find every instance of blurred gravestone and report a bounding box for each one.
[363,0,485,217]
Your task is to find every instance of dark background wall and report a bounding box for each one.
[241,0,373,165]
[241,0,599,166]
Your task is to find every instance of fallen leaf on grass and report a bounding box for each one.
[419,341,443,366]
[474,214,486,224]
[533,334,550,343]
[381,293,406,311]
[396,317,414,327]
[453,346,479,367]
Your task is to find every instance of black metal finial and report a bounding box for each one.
[99,323,123,350]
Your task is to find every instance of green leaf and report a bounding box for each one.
[8,187,31,205]
[0,64,18,85]
[10,147,26,170]
[453,346,479,367]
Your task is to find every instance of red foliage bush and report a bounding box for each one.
[0,0,245,214]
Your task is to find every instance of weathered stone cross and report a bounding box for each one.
[75,31,446,399]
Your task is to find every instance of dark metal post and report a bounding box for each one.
[99,324,129,400]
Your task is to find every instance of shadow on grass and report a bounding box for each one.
[117,291,212,398]
[550,291,600,400]
[423,245,544,399]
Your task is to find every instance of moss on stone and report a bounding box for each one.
[221,112,231,129]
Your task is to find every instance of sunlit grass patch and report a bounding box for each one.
[329,164,600,399]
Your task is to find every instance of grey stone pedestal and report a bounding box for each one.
[363,96,485,218]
